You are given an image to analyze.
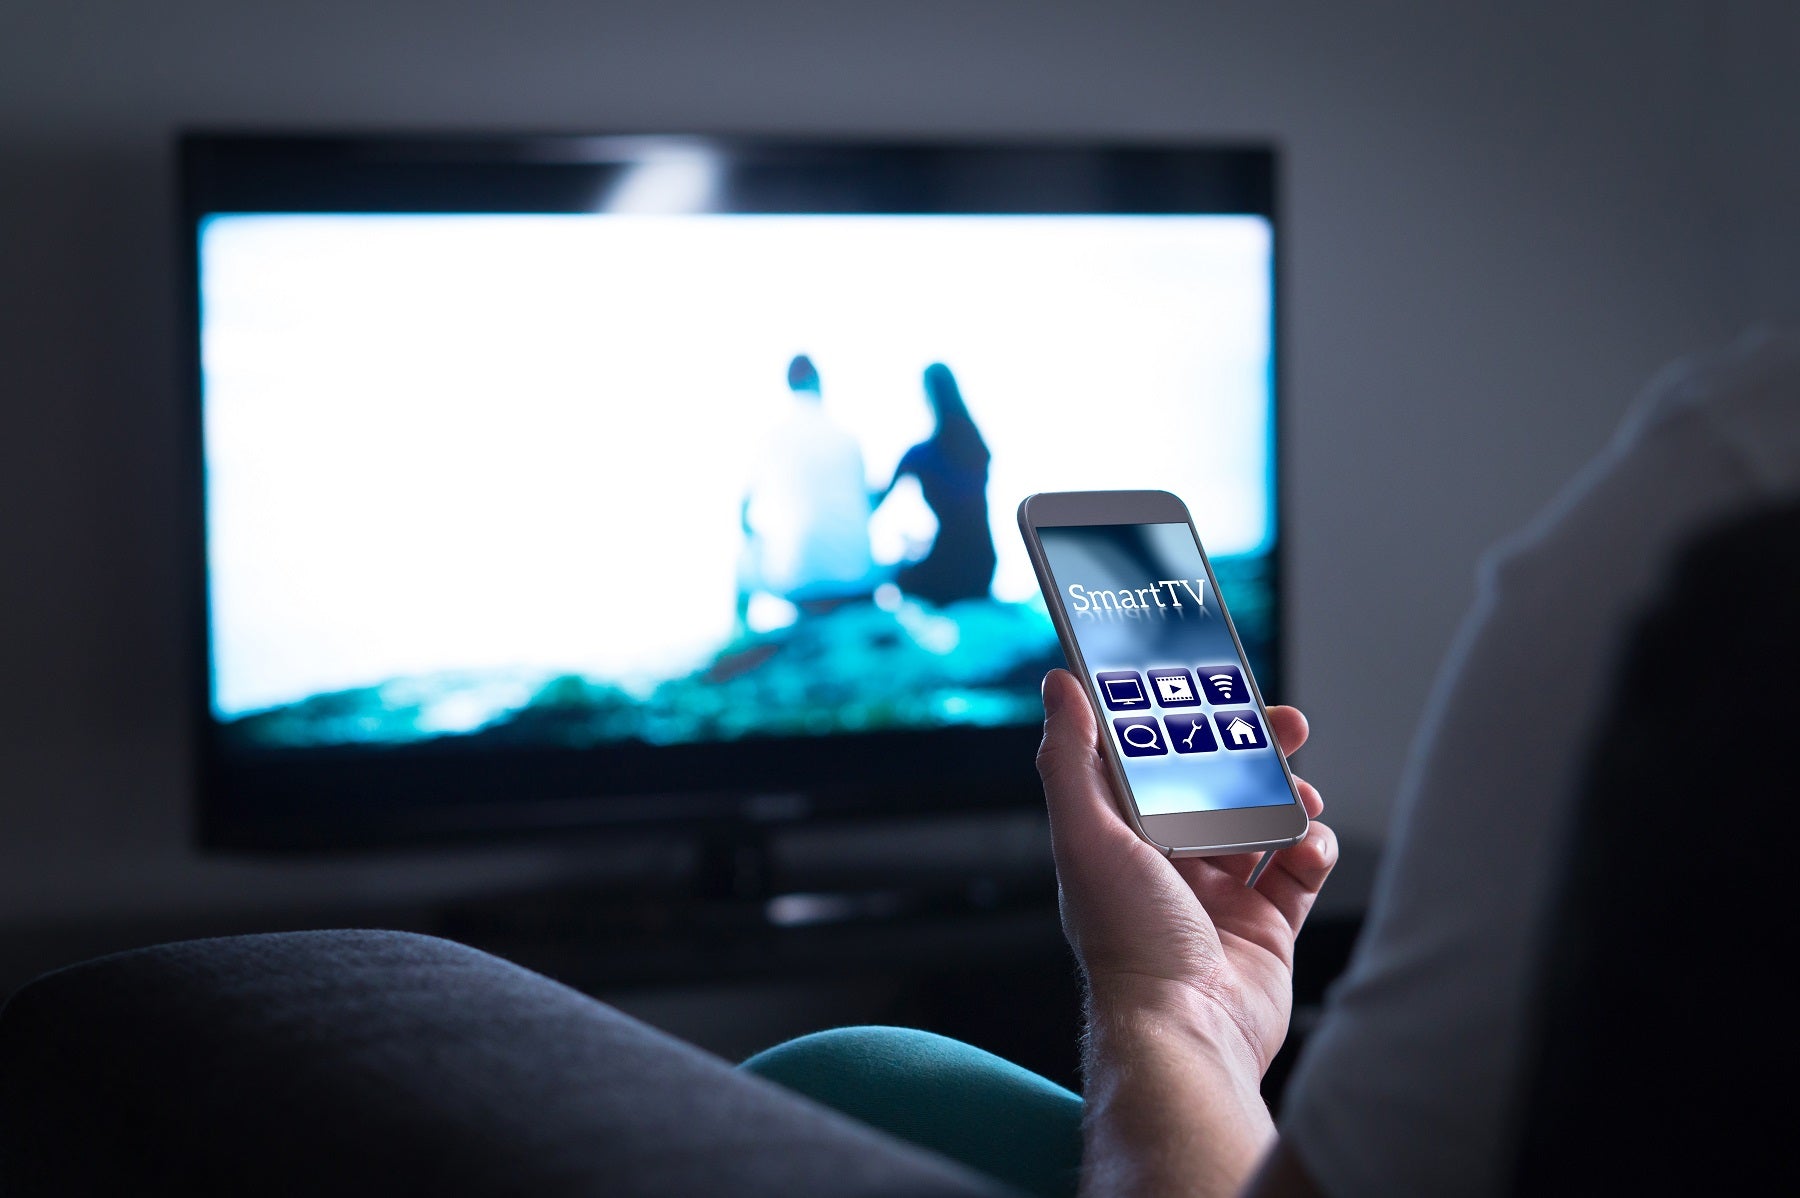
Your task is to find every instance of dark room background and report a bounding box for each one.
[2,0,1796,1045]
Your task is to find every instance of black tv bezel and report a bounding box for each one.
[179,133,1282,853]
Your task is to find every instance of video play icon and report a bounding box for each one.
[1146,668,1203,708]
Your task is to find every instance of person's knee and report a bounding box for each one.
[742,1025,934,1088]
[742,1026,1081,1198]
[742,1024,1078,1115]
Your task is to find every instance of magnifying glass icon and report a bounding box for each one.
[1122,723,1162,750]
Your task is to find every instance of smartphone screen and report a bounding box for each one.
[1034,521,1291,816]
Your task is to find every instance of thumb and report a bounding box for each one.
[1037,670,1132,843]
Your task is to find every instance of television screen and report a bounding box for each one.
[184,138,1278,847]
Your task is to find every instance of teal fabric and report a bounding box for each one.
[740,1026,1083,1198]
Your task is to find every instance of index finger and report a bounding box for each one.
[1266,704,1308,756]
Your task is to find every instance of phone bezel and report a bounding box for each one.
[1018,489,1308,857]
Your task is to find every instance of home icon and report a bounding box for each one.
[1215,709,1267,751]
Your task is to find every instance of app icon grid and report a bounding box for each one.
[1095,664,1267,757]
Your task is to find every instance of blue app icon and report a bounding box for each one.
[1162,712,1219,753]
[1197,665,1247,705]
[1095,670,1151,711]
[1214,709,1268,751]
[1145,668,1203,708]
[1112,716,1168,757]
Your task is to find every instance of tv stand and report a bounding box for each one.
[425,815,1062,990]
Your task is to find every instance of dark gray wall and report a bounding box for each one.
[1715,5,1800,325]
[0,0,1788,929]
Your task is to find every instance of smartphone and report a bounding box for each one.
[1019,490,1308,857]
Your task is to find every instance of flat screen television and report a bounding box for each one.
[182,134,1280,851]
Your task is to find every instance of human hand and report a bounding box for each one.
[1036,668,1336,1075]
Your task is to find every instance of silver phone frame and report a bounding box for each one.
[1018,489,1308,857]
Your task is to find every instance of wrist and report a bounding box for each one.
[1080,985,1275,1197]
[1086,973,1269,1083]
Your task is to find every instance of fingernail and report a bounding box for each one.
[1041,673,1063,718]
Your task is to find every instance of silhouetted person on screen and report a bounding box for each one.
[737,354,877,630]
[874,363,996,607]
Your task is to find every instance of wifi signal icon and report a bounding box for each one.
[1198,666,1246,706]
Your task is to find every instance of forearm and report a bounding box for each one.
[1079,990,1275,1198]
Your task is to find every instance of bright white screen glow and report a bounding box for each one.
[202,214,1272,717]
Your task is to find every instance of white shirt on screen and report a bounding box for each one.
[742,397,877,602]
[1280,328,1800,1195]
